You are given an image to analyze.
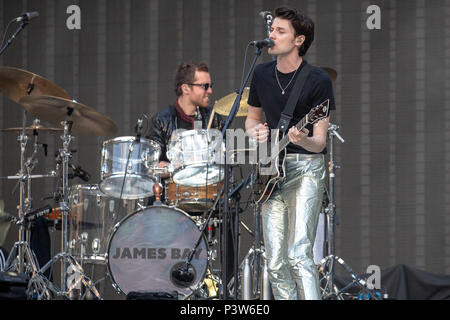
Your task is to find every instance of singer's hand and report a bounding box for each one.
[288,126,309,145]
[247,123,269,142]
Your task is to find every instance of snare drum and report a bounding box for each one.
[106,205,208,299]
[100,136,161,199]
[165,180,223,214]
[167,129,224,187]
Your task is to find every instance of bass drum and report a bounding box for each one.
[106,205,208,299]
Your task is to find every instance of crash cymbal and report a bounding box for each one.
[213,87,249,117]
[19,95,118,136]
[321,67,337,82]
[0,67,70,104]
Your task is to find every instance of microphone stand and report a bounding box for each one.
[0,21,28,56]
[319,123,380,300]
[219,45,263,299]
[171,185,224,294]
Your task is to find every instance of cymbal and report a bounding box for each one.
[19,95,119,136]
[213,87,250,117]
[320,67,337,82]
[0,124,64,133]
[0,123,63,133]
[0,67,70,104]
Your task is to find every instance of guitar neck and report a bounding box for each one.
[259,99,329,167]
[277,115,308,152]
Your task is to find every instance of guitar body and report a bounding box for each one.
[253,152,286,204]
[251,99,330,204]
[253,171,281,204]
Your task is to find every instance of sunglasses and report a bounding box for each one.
[188,83,214,90]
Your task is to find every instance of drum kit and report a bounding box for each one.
[0,66,255,300]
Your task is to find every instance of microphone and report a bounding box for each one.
[250,38,274,49]
[135,117,144,142]
[170,262,195,287]
[259,11,273,37]
[259,11,273,20]
[15,12,39,22]
[70,163,90,182]
[25,204,52,222]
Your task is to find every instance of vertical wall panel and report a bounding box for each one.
[415,0,426,271]
[388,0,398,267]
[446,0,450,275]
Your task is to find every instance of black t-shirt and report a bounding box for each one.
[247,60,336,154]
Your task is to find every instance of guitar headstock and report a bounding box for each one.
[307,99,330,124]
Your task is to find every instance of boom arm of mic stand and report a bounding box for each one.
[0,21,28,56]
[219,46,263,299]
[221,47,262,136]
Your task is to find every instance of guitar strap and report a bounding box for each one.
[276,62,312,133]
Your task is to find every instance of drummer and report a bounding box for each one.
[146,61,223,179]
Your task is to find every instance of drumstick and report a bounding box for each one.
[207,109,215,130]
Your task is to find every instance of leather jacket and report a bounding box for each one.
[145,105,223,162]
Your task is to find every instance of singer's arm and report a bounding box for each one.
[245,105,269,142]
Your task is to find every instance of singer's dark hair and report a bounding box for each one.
[274,6,314,57]
[174,61,209,97]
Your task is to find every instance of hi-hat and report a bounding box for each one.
[0,123,63,133]
[0,119,63,134]
[19,95,118,136]
[320,67,337,82]
[213,87,250,117]
[0,67,70,104]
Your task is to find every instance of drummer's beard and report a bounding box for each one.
[192,94,210,109]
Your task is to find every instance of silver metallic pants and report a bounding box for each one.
[262,154,325,300]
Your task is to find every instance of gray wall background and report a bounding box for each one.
[1,0,449,280]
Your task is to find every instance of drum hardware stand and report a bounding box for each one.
[240,201,266,300]
[3,114,47,277]
[2,72,52,277]
[229,164,273,300]
[3,117,59,301]
[224,167,259,299]
[169,184,225,297]
[319,123,379,300]
[32,121,101,300]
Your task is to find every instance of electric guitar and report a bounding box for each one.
[253,99,330,204]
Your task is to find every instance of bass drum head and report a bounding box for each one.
[106,205,208,299]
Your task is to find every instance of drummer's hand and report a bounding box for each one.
[158,161,170,179]
[248,123,269,142]
[157,161,170,169]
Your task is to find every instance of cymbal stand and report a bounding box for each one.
[33,121,101,300]
[319,123,380,300]
[3,114,41,275]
